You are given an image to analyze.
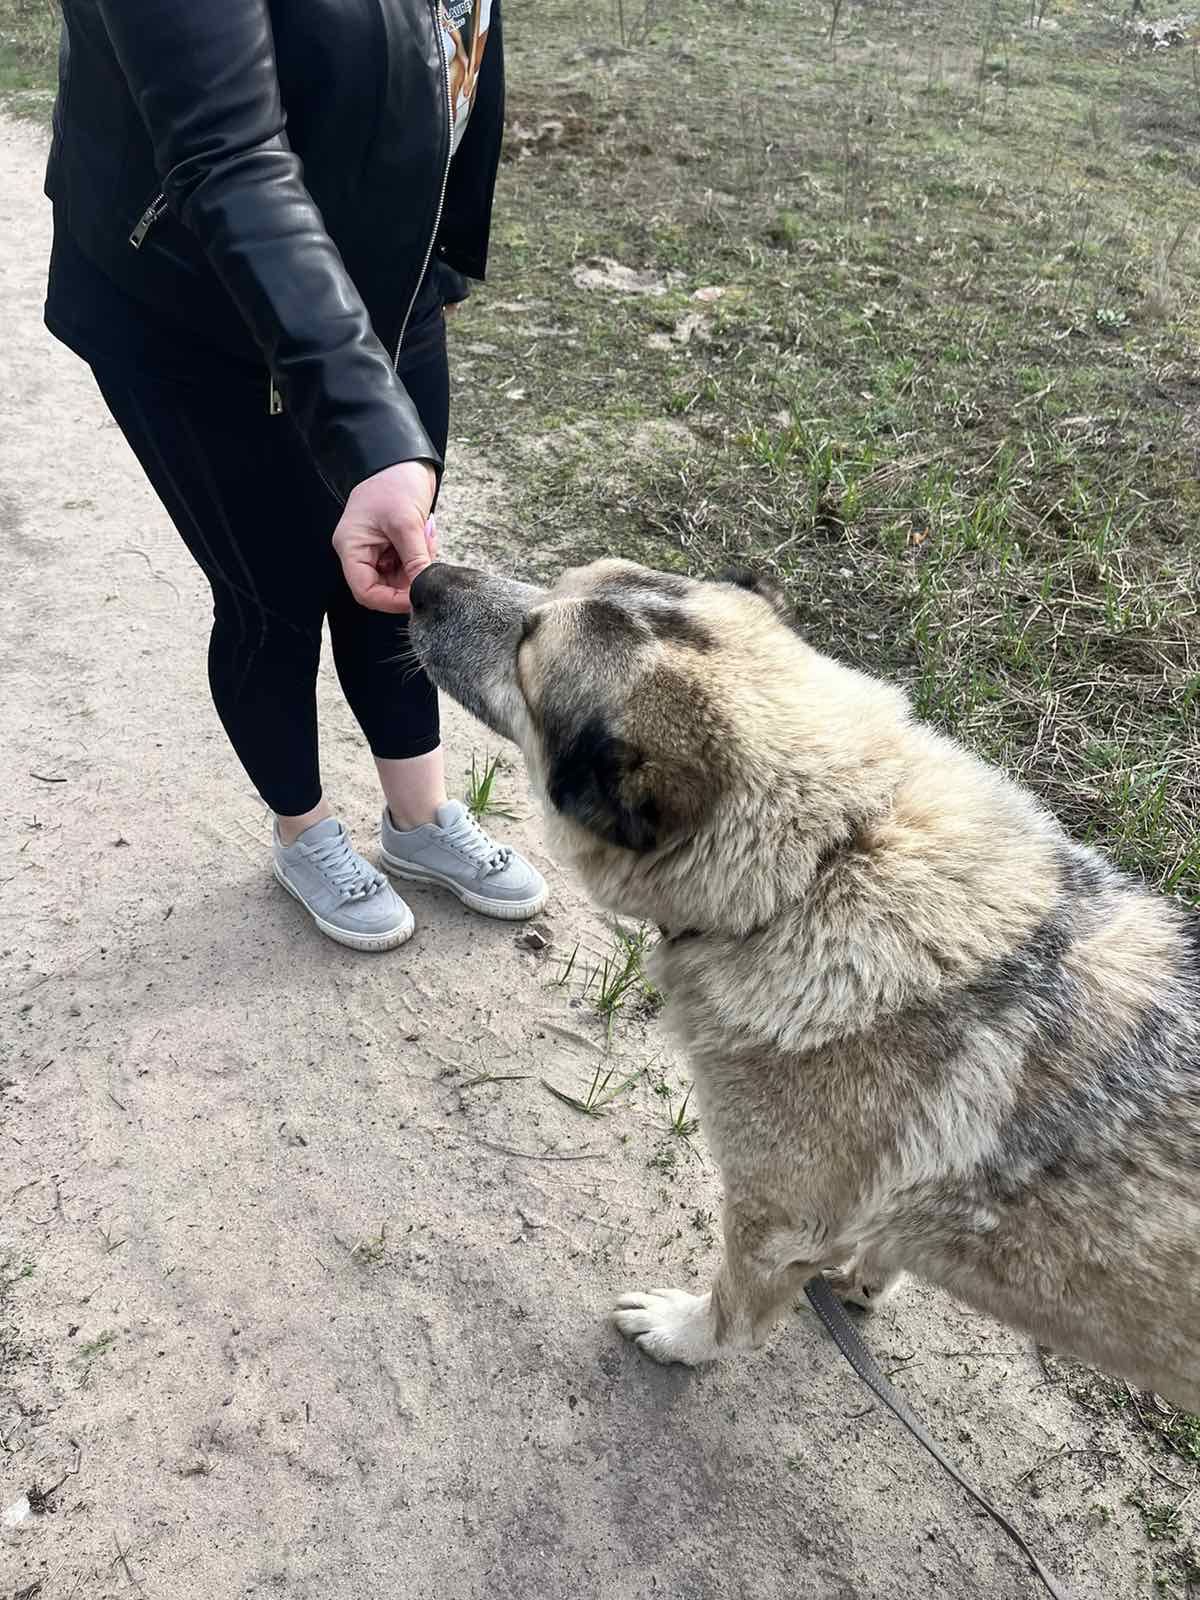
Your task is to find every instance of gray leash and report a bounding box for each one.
[803,1276,1074,1600]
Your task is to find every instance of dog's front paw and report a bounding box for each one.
[613,1288,717,1365]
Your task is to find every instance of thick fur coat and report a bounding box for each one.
[409,557,1200,1410]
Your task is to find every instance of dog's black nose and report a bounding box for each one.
[411,562,483,614]
[410,562,450,614]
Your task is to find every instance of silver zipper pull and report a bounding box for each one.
[268,378,283,416]
[129,192,168,249]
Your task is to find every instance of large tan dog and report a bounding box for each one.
[409,557,1200,1410]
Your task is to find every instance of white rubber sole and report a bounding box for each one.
[379,850,548,922]
[273,862,415,952]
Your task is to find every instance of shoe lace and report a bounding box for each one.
[443,809,513,876]
[305,829,385,902]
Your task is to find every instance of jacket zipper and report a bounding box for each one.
[275,4,452,415]
[134,6,452,411]
[129,191,168,249]
[127,189,285,414]
[394,1,453,367]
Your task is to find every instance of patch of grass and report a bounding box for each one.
[541,1060,643,1117]
[553,940,583,989]
[591,927,654,1020]
[766,210,804,251]
[1055,1362,1200,1471]
[456,0,1200,907]
[465,751,518,823]
[665,1084,699,1139]
[648,1144,679,1178]
[552,923,663,1039]
[1128,1493,1200,1596]
[1131,1494,1186,1543]
[597,925,662,1015]
[690,1206,717,1246]
[1049,1356,1200,1582]
[96,1220,126,1255]
[2,1256,34,1289]
[0,0,59,121]
[77,1330,116,1360]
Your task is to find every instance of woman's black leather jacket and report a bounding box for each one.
[45,0,504,497]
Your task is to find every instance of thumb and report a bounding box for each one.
[381,501,432,575]
[399,541,433,583]
[396,517,438,582]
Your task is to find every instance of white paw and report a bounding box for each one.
[612,1288,716,1365]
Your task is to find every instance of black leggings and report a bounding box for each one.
[90,316,447,817]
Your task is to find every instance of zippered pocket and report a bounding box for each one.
[129,191,168,249]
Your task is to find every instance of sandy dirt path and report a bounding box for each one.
[0,115,1164,1599]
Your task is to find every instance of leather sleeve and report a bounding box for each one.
[95,0,440,502]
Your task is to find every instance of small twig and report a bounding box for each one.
[114,545,182,602]
[471,1136,607,1163]
[1124,1380,1152,1431]
[886,1356,919,1379]
[31,1444,82,1507]
[111,1533,140,1589]
[28,1181,65,1227]
[1017,1444,1067,1484]
[30,773,67,785]
[1146,1460,1195,1493]
[1033,1345,1058,1386]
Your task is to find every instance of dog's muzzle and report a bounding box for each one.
[408,563,545,741]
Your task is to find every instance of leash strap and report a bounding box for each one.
[803,1276,1074,1600]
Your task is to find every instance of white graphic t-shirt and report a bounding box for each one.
[440,1,493,157]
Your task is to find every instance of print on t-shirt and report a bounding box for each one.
[440,1,492,157]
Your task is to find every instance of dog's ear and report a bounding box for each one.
[546,715,659,852]
[715,567,792,619]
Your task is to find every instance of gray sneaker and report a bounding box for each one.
[273,817,414,952]
[379,800,548,921]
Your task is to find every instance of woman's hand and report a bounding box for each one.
[332,460,438,613]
